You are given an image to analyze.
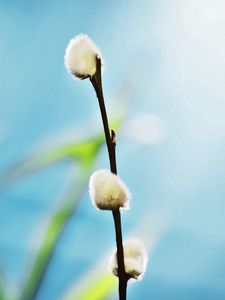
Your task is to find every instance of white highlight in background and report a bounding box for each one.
[123,113,165,145]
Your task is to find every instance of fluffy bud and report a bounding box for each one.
[89,169,130,210]
[64,34,103,79]
[110,238,148,280]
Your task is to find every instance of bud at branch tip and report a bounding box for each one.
[64,33,103,80]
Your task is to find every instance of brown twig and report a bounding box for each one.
[90,56,128,300]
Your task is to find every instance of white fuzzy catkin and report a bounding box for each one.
[64,34,102,79]
[89,169,130,210]
[110,238,148,280]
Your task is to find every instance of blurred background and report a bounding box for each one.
[0,0,225,299]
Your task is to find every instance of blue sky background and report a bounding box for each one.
[0,0,225,299]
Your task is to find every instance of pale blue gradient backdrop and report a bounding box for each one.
[0,0,225,299]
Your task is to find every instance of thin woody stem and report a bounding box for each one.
[90,56,128,300]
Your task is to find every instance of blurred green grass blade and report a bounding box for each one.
[62,271,116,300]
[19,162,96,300]
[0,134,104,191]
[19,132,105,300]
[0,265,7,300]
[0,284,4,300]
[78,274,115,300]
[0,134,104,300]
[0,80,133,191]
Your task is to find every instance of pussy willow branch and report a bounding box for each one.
[90,56,128,300]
